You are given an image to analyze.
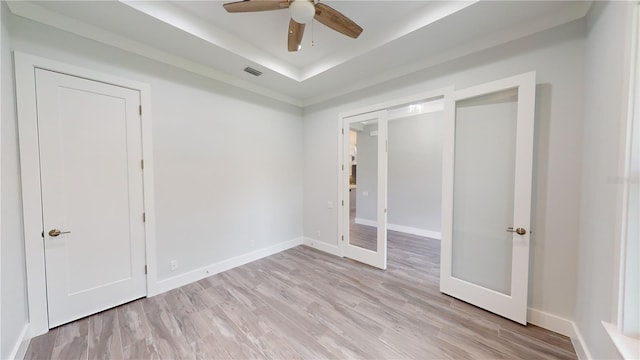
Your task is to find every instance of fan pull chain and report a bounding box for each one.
[313,0,317,47]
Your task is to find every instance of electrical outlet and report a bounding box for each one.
[170,260,178,271]
[316,230,321,238]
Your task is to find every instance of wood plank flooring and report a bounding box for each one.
[25,231,577,359]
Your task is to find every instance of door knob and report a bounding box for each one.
[506,227,526,235]
[48,229,71,237]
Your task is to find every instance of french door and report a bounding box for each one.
[440,72,536,324]
[342,110,388,269]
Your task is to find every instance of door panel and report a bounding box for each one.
[35,69,146,327]
[451,89,518,295]
[441,72,536,324]
[343,111,388,269]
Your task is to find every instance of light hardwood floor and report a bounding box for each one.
[25,231,577,360]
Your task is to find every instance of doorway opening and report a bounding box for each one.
[339,71,536,325]
[341,97,445,270]
[347,101,445,251]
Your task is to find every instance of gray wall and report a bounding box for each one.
[9,12,304,282]
[575,1,634,358]
[388,113,442,233]
[1,1,29,358]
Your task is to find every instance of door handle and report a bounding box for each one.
[506,227,526,235]
[48,229,71,237]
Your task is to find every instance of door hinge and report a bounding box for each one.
[341,235,344,241]
[141,159,144,170]
[342,128,344,135]
[144,265,148,274]
[139,105,142,116]
[342,200,344,206]
[342,164,344,171]
[143,212,146,222]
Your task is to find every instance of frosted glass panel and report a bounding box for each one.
[451,89,518,295]
[350,120,378,251]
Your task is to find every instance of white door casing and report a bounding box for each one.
[440,71,536,324]
[36,69,146,327]
[342,110,388,269]
[15,52,158,336]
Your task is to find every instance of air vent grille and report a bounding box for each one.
[243,67,263,76]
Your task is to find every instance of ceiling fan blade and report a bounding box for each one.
[314,3,363,39]
[223,0,289,13]
[288,19,305,52]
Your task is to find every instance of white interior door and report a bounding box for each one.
[343,110,388,269]
[440,72,536,324]
[35,69,147,328]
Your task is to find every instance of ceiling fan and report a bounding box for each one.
[222,0,363,52]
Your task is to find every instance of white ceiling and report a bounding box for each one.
[8,1,591,106]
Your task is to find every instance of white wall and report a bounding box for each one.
[575,2,635,358]
[7,12,303,290]
[1,1,29,358]
[303,19,585,321]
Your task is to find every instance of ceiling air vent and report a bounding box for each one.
[243,67,262,76]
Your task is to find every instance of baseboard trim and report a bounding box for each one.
[387,223,441,239]
[527,308,575,338]
[571,322,593,360]
[152,237,304,295]
[526,308,592,360]
[354,218,441,239]
[8,324,30,360]
[354,217,377,227]
[302,237,342,256]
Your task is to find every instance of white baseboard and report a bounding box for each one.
[527,307,576,337]
[571,322,593,360]
[7,324,30,360]
[526,308,592,360]
[354,218,441,239]
[303,237,342,256]
[387,223,441,239]
[354,217,377,227]
[152,237,304,295]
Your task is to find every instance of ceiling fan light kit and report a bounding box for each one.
[290,0,315,24]
[223,0,363,52]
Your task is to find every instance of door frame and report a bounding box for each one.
[337,87,451,258]
[14,52,158,336]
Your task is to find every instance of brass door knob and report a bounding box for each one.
[48,229,71,237]
[506,227,526,235]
